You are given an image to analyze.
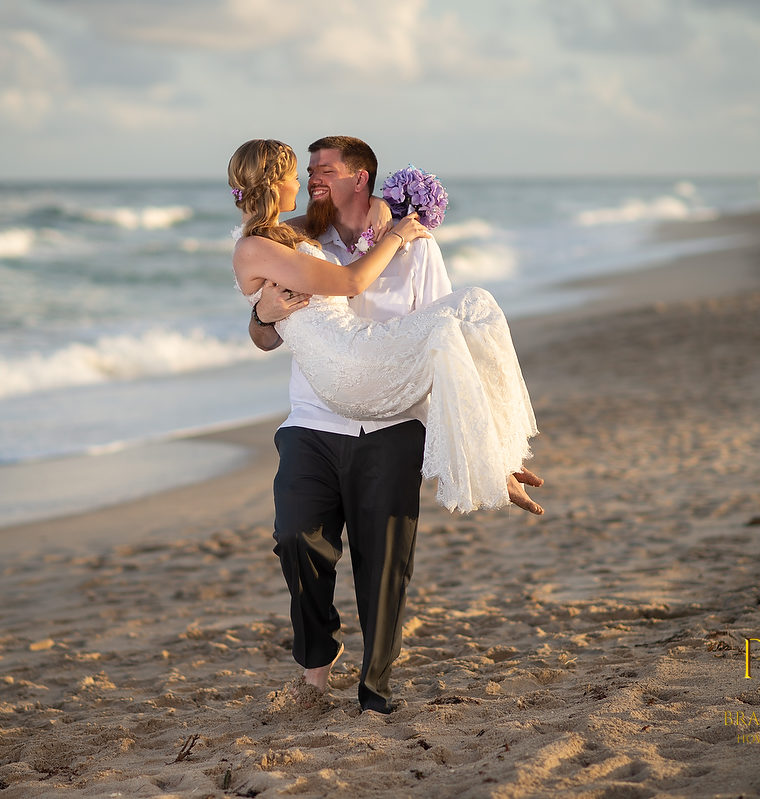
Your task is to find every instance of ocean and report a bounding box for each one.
[1,175,758,465]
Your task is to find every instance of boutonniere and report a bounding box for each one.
[349,226,376,256]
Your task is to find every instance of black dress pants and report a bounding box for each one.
[272,421,425,713]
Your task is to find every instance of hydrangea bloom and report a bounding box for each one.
[381,166,448,230]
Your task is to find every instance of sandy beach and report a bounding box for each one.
[1,213,760,798]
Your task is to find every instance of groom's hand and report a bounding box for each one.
[256,280,311,323]
[249,281,311,352]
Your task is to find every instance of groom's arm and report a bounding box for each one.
[249,307,283,351]
[249,282,311,352]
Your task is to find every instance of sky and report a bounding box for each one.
[1,0,759,180]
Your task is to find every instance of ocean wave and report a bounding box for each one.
[674,181,697,198]
[6,199,196,231]
[445,243,519,284]
[432,219,498,244]
[0,328,262,399]
[575,195,717,226]
[432,218,518,284]
[81,204,194,230]
[0,228,36,258]
[0,225,96,261]
[179,236,235,254]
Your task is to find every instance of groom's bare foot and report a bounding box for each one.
[303,665,331,691]
[508,473,544,515]
[303,643,344,692]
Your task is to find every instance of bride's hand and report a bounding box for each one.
[392,213,431,249]
[365,196,393,240]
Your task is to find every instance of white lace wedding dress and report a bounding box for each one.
[241,240,538,513]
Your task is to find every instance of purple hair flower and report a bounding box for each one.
[231,188,243,202]
[381,165,448,230]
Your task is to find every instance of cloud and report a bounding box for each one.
[584,73,664,128]
[531,0,759,138]
[1,0,758,177]
[544,0,694,54]
[0,1,204,134]
[64,37,174,89]
[34,0,526,85]
[69,89,198,130]
[304,1,528,85]
[0,30,65,125]
[101,0,301,50]
[301,0,426,80]
[689,0,760,19]
[45,0,309,51]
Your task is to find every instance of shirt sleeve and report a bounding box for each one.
[412,235,453,310]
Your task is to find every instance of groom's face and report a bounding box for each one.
[307,148,358,217]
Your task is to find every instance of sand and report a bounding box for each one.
[1,213,759,798]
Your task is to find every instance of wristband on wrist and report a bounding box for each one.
[252,301,275,327]
[390,231,405,249]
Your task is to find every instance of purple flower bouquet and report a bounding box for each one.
[381,165,448,230]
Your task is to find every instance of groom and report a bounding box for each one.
[249,135,452,713]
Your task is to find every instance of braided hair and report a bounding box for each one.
[227,139,316,249]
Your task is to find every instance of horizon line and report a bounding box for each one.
[1,171,759,184]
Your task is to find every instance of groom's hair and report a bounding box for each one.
[308,136,378,194]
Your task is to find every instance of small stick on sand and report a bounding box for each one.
[171,734,200,763]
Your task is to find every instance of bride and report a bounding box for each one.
[229,139,542,514]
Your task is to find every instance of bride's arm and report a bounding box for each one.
[233,214,429,297]
[364,196,393,240]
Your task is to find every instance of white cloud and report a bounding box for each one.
[63,86,197,131]
[0,30,65,125]
[302,0,425,80]
[112,0,301,50]
[303,0,527,83]
[585,73,664,128]
[38,0,526,84]
[545,0,694,54]
[690,0,760,20]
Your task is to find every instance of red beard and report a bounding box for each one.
[305,195,338,238]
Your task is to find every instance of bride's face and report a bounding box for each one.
[278,169,300,214]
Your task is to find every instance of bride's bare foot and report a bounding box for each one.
[303,643,344,692]
[513,467,544,488]
[508,472,544,515]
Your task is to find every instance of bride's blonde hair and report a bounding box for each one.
[228,139,316,249]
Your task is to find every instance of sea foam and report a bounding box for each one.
[0,328,262,399]
[575,195,717,226]
[82,205,194,230]
[446,243,519,284]
[433,218,519,284]
[0,228,35,258]
[432,219,497,244]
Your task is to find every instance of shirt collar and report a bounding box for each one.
[319,225,349,253]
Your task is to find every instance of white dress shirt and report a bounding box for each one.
[280,226,453,435]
